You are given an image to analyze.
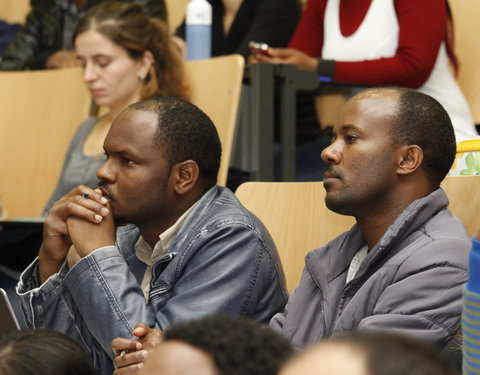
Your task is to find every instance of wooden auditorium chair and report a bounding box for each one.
[0,68,90,219]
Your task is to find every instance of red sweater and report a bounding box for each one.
[289,0,446,88]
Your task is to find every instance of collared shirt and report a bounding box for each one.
[135,202,199,300]
[346,244,368,284]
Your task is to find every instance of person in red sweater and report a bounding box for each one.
[254,0,478,142]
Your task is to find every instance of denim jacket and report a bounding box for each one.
[17,186,288,374]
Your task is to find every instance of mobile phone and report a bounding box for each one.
[248,41,272,57]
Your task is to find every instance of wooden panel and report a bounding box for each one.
[0,68,91,219]
[236,182,355,292]
[185,55,244,186]
[165,0,189,32]
[450,0,480,124]
[441,175,480,237]
[0,0,30,24]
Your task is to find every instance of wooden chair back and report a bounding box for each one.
[165,0,189,32]
[450,0,480,124]
[185,54,244,186]
[441,175,480,237]
[0,68,90,219]
[235,181,355,292]
[0,0,30,24]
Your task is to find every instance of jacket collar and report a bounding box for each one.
[306,188,449,288]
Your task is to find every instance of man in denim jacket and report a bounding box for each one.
[17,97,287,374]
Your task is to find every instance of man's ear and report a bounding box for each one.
[172,160,199,194]
[396,145,423,176]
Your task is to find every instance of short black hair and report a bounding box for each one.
[389,87,456,188]
[129,97,222,191]
[164,315,293,375]
[0,329,95,375]
[332,331,453,375]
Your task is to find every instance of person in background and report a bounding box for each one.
[43,1,188,212]
[174,0,301,59]
[112,315,293,375]
[0,0,166,70]
[0,328,96,375]
[254,0,479,143]
[279,331,454,375]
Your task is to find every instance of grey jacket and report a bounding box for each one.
[17,186,288,374]
[270,188,469,350]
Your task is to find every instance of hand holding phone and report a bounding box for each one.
[248,41,272,57]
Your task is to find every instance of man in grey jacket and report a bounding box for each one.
[16,97,287,374]
[270,87,470,350]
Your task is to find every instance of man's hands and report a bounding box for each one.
[250,47,319,72]
[67,205,115,257]
[39,186,112,283]
[112,323,164,375]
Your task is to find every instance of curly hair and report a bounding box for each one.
[164,315,294,375]
[73,1,189,100]
[389,87,456,188]
[129,97,221,191]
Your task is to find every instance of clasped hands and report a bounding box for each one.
[39,185,115,283]
[112,323,163,374]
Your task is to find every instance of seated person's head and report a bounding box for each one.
[0,328,95,375]
[73,1,187,112]
[140,315,293,375]
[321,87,456,216]
[280,331,453,375]
[97,96,221,224]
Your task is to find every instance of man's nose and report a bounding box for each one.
[96,159,115,183]
[321,141,341,164]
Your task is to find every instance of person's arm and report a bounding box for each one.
[235,0,302,58]
[262,0,446,89]
[0,5,58,70]
[63,220,286,358]
[288,0,326,57]
[39,186,111,283]
[331,0,446,88]
[355,240,468,349]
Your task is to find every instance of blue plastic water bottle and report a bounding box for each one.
[186,0,212,61]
